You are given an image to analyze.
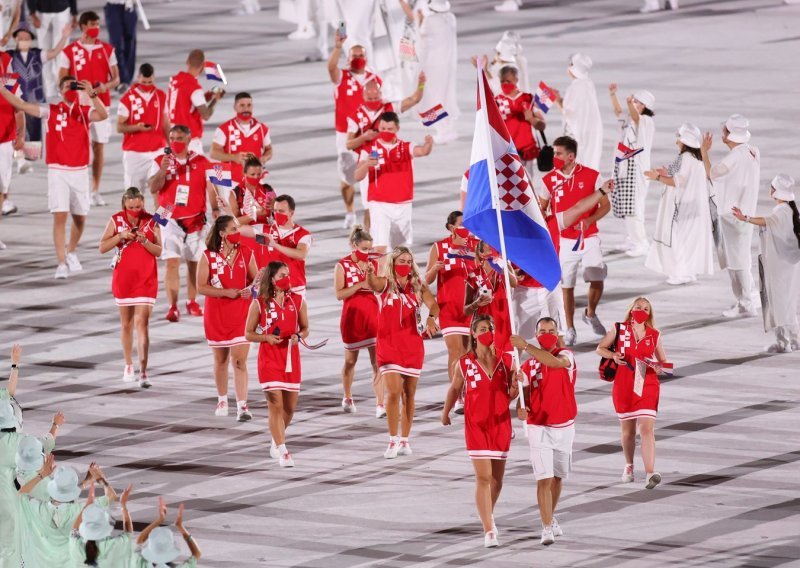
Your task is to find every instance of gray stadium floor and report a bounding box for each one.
[1,0,799,566]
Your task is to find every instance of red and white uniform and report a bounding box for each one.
[0,52,15,194]
[262,224,313,295]
[376,280,424,377]
[168,71,206,149]
[212,117,271,184]
[202,246,254,348]
[338,254,379,351]
[117,84,168,191]
[434,237,473,336]
[255,294,303,392]
[231,183,274,268]
[108,211,158,306]
[459,352,513,460]
[346,101,394,155]
[334,69,381,185]
[467,265,513,354]
[611,322,661,421]
[495,91,539,162]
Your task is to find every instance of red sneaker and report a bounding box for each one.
[186,300,203,316]
[166,304,179,322]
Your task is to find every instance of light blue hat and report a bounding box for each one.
[47,466,81,503]
[141,527,182,565]
[15,435,44,472]
[79,503,114,541]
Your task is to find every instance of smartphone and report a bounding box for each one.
[142,123,152,129]
[338,21,346,37]
[130,226,139,233]
[69,81,83,91]
[255,233,268,245]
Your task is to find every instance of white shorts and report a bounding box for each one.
[47,167,90,215]
[335,131,357,186]
[90,116,112,144]
[161,218,206,261]
[369,201,412,249]
[0,141,12,193]
[189,137,205,156]
[514,284,565,338]
[527,424,575,481]
[123,150,161,192]
[559,235,606,288]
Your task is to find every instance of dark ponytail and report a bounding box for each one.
[85,540,99,566]
[788,201,800,249]
[445,210,463,231]
[205,215,234,251]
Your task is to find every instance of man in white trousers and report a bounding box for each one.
[28,0,77,99]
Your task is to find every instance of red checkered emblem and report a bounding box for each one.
[495,153,533,210]
[497,97,511,120]
[464,359,482,389]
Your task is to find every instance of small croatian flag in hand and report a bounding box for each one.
[204,62,227,84]
[419,104,449,127]
[153,205,175,227]
[615,143,644,163]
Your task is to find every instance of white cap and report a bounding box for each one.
[15,435,44,472]
[428,0,451,12]
[495,38,517,62]
[78,504,114,541]
[676,123,702,149]
[141,527,182,564]
[47,466,81,503]
[633,89,655,110]
[771,174,796,201]
[568,53,592,79]
[724,114,751,144]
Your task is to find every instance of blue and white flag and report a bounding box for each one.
[463,67,561,291]
[204,61,227,84]
[615,142,643,163]
[419,104,449,127]
[206,163,232,188]
[533,81,557,114]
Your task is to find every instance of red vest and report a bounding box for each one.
[61,40,115,107]
[45,102,91,169]
[168,71,203,139]
[541,164,601,240]
[119,86,168,152]
[0,52,15,144]
[495,92,539,161]
[521,348,578,428]
[217,117,270,183]
[263,224,312,291]
[334,69,381,133]
[347,101,394,154]
[154,152,209,226]
[232,183,275,225]
[364,139,414,204]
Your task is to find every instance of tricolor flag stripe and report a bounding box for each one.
[615,142,644,163]
[204,61,227,84]
[3,73,21,95]
[419,104,449,127]
[533,81,556,114]
[206,163,232,187]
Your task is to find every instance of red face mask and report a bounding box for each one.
[126,209,142,218]
[354,249,370,262]
[501,83,516,95]
[245,175,261,186]
[394,264,412,278]
[378,131,396,143]
[64,90,79,104]
[274,212,289,226]
[236,112,252,122]
[274,275,291,291]
[226,232,242,244]
[631,309,649,324]
[454,227,470,239]
[169,140,187,154]
[136,83,155,93]
[350,57,366,71]
[477,330,494,346]
[364,100,383,111]
[85,27,100,39]
[553,156,566,170]
[538,333,559,351]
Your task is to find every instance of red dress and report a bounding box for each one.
[256,293,303,391]
[459,352,513,459]
[466,264,512,353]
[338,255,379,351]
[109,211,158,307]
[612,323,661,420]
[434,236,474,336]
[202,246,254,348]
[232,183,275,268]
[376,280,424,377]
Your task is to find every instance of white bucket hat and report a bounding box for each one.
[633,89,655,111]
[771,174,796,202]
[568,52,592,79]
[79,504,114,541]
[676,123,702,149]
[428,0,451,12]
[0,399,16,429]
[723,114,751,144]
[15,435,44,472]
[47,466,81,503]
[141,527,182,565]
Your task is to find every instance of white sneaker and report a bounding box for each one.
[645,472,662,489]
[384,440,399,459]
[453,399,465,415]
[540,526,555,545]
[18,162,33,174]
[342,212,356,230]
[288,23,315,40]
[279,451,295,467]
[54,264,69,279]
[342,397,356,413]
[741,303,759,317]
[494,0,520,12]
[582,311,606,336]
[625,246,649,257]
[565,327,577,346]
[65,252,82,272]
[270,440,280,459]
[551,518,563,537]
[621,464,634,483]
[397,440,412,456]
[138,372,152,389]
[1,200,17,215]
[122,365,135,383]
[484,531,499,548]
[237,404,253,422]
[666,275,692,286]
[721,303,742,318]
[90,192,106,206]
[214,400,229,417]
[0,239,6,250]
[375,405,387,419]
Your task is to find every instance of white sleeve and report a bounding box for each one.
[212,127,226,146]
[263,127,271,147]
[709,153,733,181]
[358,149,369,162]
[409,143,416,158]
[561,350,576,371]
[117,101,130,119]
[346,117,358,134]
[520,363,531,387]
[147,159,161,178]
[298,234,313,248]
[190,88,206,108]
[38,105,50,120]
[57,51,70,70]
[108,49,118,67]
[535,178,550,200]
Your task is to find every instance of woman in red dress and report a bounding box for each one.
[366,247,440,459]
[424,211,474,413]
[197,215,258,422]
[442,314,517,548]
[99,187,162,388]
[227,157,276,268]
[334,225,383,417]
[245,261,309,468]
[596,296,669,489]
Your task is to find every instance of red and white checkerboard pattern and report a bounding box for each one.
[341,259,365,288]
[496,97,511,120]
[129,96,145,122]
[71,46,87,71]
[495,153,533,210]
[207,251,227,278]
[522,359,542,389]
[618,323,632,355]
[54,111,69,133]
[437,241,459,272]
[261,300,279,331]
[464,358,483,389]
[227,125,243,152]
[345,76,359,97]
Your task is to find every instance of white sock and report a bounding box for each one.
[399,437,409,443]
[278,444,287,454]
[218,395,227,403]
[389,436,398,443]
[236,400,247,410]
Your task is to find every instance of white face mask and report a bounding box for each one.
[17,40,32,52]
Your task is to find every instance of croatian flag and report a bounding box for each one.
[615,142,643,163]
[419,104,449,127]
[463,67,561,291]
[152,205,174,227]
[204,61,227,84]
[3,73,21,95]
[206,163,232,188]
[533,81,557,114]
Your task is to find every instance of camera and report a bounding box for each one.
[163,147,172,155]
[69,81,83,91]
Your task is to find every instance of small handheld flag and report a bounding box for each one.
[152,205,174,226]
[419,104,449,127]
[3,73,21,95]
[204,62,227,85]
[533,81,556,114]
[615,143,644,163]
[206,163,232,188]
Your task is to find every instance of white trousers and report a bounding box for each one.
[38,9,73,100]
[729,268,757,309]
